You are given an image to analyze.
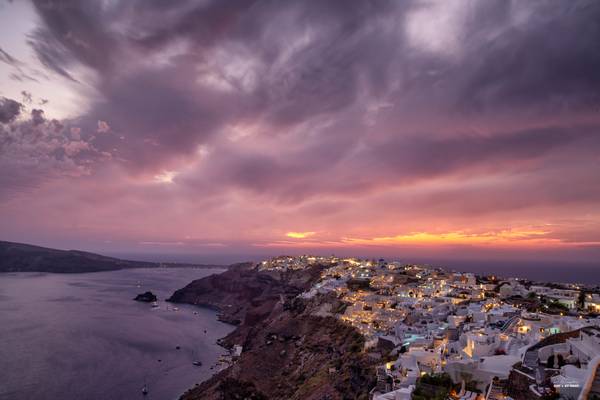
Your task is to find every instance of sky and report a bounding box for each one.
[1,0,600,265]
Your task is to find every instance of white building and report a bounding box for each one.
[568,326,600,366]
[585,294,600,313]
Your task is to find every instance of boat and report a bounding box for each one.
[142,384,148,395]
[191,349,202,367]
[151,301,159,308]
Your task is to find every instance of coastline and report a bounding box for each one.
[167,262,377,400]
[0,267,234,400]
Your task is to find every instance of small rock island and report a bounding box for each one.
[134,291,158,302]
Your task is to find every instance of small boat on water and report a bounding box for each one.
[191,349,202,367]
[151,301,159,308]
[142,384,148,395]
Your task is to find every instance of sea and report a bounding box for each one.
[0,267,234,400]
[416,259,600,286]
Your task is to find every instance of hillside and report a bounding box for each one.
[0,241,157,273]
[169,263,377,400]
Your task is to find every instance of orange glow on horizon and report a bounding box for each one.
[285,231,317,239]
[342,229,557,246]
[258,227,577,248]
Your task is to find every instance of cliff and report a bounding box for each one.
[167,262,320,325]
[168,264,377,400]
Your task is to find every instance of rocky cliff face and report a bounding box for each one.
[168,264,376,400]
[167,262,312,325]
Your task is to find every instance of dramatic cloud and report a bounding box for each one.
[0,101,110,200]
[0,47,22,67]
[0,0,599,262]
[0,97,22,123]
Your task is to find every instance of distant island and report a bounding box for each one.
[133,291,158,302]
[0,241,223,273]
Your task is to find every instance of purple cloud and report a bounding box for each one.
[0,97,22,123]
[0,0,599,260]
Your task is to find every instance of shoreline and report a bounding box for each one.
[0,268,232,400]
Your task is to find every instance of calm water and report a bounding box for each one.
[422,259,600,285]
[0,268,234,400]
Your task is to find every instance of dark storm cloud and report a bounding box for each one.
[123,0,260,50]
[0,97,22,123]
[31,0,119,74]
[358,125,598,182]
[355,0,600,119]
[453,1,600,114]
[24,0,405,173]
[12,0,600,210]
[186,123,600,204]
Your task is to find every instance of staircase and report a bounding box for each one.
[500,315,519,333]
[522,349,539,370]
[485,380,505,400]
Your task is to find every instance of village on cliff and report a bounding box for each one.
[252,256,600,400]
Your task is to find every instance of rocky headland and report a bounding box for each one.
[167,263,376,400]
